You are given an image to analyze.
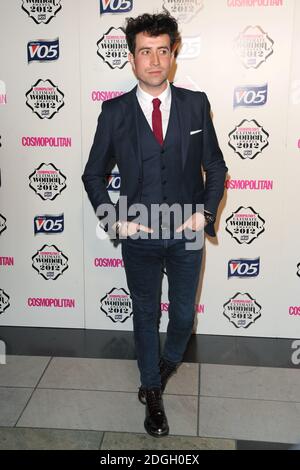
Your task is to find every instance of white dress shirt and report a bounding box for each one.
[136,81,172,139]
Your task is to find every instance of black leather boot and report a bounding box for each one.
[144,387,169,437]
[138,358,179,405]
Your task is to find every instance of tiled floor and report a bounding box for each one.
[0,355,299,450]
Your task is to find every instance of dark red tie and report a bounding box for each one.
[152,98,163,146]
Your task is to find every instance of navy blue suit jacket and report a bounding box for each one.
[82,84,227,236]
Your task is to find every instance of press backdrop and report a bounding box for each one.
[0,0,299,338]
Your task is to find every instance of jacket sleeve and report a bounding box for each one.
[201,92,228,235]
[82,101,116,222]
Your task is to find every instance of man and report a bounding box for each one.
[82,12,227,438]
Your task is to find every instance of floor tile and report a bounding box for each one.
[38,358,140,392]
[17,388,197,436]
[0,355,51,387]
[164,394,198,436]
[101,431,235,450]
[198,396,300,444]
[0,388,33,426]
[17,389,145,433]
[0,427,102,450]
[164,363,199,396]
[38,358,199,396]
[200,364,300,401]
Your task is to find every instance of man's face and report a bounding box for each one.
[129,32,174,95]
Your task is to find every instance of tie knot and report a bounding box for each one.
[152,98,161,110]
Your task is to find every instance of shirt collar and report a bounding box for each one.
[136,81,171,108]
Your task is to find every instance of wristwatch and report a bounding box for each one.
[204,211,216,225]
[98,220,122,235]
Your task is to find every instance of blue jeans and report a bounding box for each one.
[121,235,203,388]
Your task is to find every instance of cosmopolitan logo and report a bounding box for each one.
[100,287,132,323]
[29,163,67,201]
[28,297,75,308]
[289,306,300,316]
[0,214,7,235]
[225,179,273,190]
[106,173,120,191]
[161,302,204,314]
[97,27,129,69]
[235,26,274,69]
[163,0,203,24]
[177,36,201,60]
[0,257,14,266]
[226,206,265,244]
[223,293,262,328]
[289,307,300,316]
[0,80,7,105]
[234,84,268,108]
[0,289,10,315]
[22,0,62,24]
[32,244,68,280]
[27,39,59,63]
[22,136,71,147]
[228,258,260,278]
[228,119,269,160]
[94,257,124,268]
[228,0,283,6]
[26,79,64,119]
[91,91,124,102]
[100,0,133,14]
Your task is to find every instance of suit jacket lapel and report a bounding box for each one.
[123,86,142,171]
[171,83,191,170]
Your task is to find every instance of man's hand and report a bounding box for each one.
[112,221,154,237]
[175,212,206,233]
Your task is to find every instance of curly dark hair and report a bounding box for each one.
[125,12,180,55]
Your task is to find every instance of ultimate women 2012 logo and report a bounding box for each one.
[22,0,62,24]
[234,26,274,69]
[163,0,204,23]
[97,27,129,69]
[26,79,64,119]
[223,292,262,329]
[100,287,132,323]
[32,245,68,280]
[228,119,269,160]
[0,214,7,236]
[226,206,265,244]
[0,289,10,315]
[29,163,67,201]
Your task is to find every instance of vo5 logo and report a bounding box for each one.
[177,36,201,60]
[106,172,121,191]
[27,39,59,63]
[100,0,133,14]
[34,214,64,235]
[228,257,260,279]
[234,84,268,108]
